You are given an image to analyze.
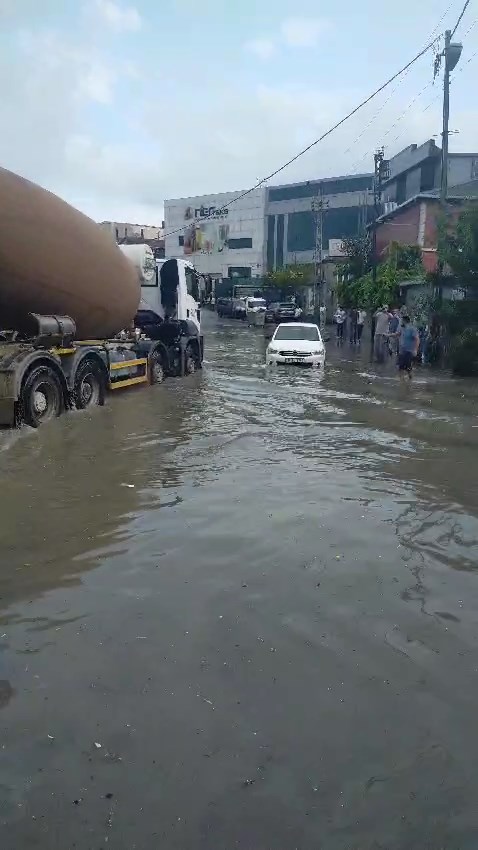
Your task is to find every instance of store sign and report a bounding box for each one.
[184,204,228,221]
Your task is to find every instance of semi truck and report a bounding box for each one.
[0,167,203,428]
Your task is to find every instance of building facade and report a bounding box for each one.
[99,220,165,258]
[265,174,374,271]
[164,189,266,279]
[375,183,478,273]
[381,140,478,208]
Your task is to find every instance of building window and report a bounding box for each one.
[420,160,436,192]
[472,159,478,180]
[276,214,284,267]
[141,228,144,238]
[268,175,373,203]
[179,235,184,246]
[227,237,253,249]
[228,266,251,278]
[287,207,364,254]
[267,215,275,270]
[396,175,407,205]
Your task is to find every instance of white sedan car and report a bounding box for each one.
[266,322,325,368]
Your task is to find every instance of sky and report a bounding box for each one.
[0,0,477,224]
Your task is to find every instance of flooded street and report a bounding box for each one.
[2,310,478,849]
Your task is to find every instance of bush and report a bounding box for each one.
[450,327,478,376]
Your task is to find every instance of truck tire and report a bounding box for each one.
[20,365,64,427]
[185,344,198,375]
[73,359,105,410]
[148,350,165,385]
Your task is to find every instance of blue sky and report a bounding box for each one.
[1,0,476,223]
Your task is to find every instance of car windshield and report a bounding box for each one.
[274,325,320,341]
[279,303,294,308]
[249,299,266,307]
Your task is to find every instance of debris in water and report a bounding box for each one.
[47,734,55,740]
[94,742,102,749]
[121,483,135,488]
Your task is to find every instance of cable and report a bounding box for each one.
[352,42,477,171]
[162,37,438,241]
[343,3,456,165]
[451,0,471,36]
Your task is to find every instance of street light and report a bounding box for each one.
[440,31,463,201]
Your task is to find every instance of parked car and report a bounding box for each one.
[266,322,325,368]
[268,302,300,323]
[216,297,246,320]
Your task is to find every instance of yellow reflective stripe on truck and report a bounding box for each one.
[109,358,147,371]
[108,357,148,390]
[109,374,149,390]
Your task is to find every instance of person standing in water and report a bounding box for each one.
[396,315,419,382]
[356,308,367,345]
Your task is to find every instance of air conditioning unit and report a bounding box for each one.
[384,201,398,215]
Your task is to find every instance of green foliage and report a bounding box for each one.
[341,236,372,280]
[266,264,314,290]
[337,242,423,309]
[437,205,478,291]
[450,327,478,376]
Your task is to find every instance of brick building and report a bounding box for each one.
[375,181,478,273]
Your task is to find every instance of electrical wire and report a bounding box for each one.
[351,41,477,172]
[162,38,438,241]
[451,0,472,37]
[343,3,457,165]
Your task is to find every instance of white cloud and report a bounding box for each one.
[244,16,329,59]
[280,17,328,48]
[94,0,142,33]
[2,10,477,226]
[244,38,276,60]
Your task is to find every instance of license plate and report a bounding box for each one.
[286,358,304,364]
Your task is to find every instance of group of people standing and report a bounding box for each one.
[333,304,420,381]
[333,307,367,346]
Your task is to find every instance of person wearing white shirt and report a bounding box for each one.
[356,308,367,345]
[334,307,346,344]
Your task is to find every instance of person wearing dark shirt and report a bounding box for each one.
[396,316,419,381]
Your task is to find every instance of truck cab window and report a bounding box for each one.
[185,268,200,302]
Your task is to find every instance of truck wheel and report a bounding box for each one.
[73,359,105,409]
[185,344,198,375]
[149,351,165,385]
[20,365,64,427]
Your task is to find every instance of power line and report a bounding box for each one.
[162,37,438,241]
[343,3,456,165]
[351,39,478,173]
[451,0,472,37]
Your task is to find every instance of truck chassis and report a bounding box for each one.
[0,315,203,428]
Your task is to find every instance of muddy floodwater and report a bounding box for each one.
[2,311,478,849]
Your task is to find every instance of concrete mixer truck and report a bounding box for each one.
[0,167,203,427]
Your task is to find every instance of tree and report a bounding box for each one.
[337,242,423,309]
[438,205,478,292]
[340,235,373,280]
[265,264,314,290]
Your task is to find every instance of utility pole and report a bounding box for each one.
[441,30,451,202]
[439,30,463,201]
[371,149,388,289]
[311,187,329,317]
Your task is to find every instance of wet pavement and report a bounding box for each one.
[1,310,478,849]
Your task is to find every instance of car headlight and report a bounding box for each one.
[268,346,279,354]
[312,349,324,355]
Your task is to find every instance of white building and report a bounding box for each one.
[99,221,164,242]
[164,188,266,279]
